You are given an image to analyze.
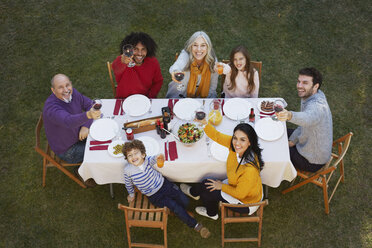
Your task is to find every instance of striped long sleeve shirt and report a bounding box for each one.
[123,156,164,197]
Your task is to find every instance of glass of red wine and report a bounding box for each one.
[174,72,185,91]
[123,44,135,67]
[272,99,285,121]
[92,99,103,117]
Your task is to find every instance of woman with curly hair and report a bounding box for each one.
[166,31,230,98]
[112,32,163,99]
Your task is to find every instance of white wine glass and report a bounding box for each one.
[123,44,135,67]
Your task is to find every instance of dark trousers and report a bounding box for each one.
[190,179,249,216]
[287,129,325,172]
[148,179,197,228]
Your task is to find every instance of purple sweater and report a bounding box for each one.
[43,88,93,154]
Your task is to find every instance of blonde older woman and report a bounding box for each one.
[166,31,230,98]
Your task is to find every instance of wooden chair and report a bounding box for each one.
[282,132,353,214]
[34,113,86,188]
[106,61,116,97]
[220,199,268,247]
[118,190,168,248]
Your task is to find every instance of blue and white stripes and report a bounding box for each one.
[124,156,164,197]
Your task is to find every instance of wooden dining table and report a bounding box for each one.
[79,98,297,194]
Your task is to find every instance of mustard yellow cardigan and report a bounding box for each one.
[205,123,263,204]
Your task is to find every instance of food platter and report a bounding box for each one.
[257,99,275,114]
[108,140,125,158]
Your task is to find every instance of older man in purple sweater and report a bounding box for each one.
[43,74,101,164]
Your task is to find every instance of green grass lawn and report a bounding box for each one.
[1,0,371,247]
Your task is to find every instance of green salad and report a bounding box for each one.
[177,123,203,144]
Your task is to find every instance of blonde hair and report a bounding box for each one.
[184,31,216,71]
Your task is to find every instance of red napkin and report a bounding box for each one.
[260,111,275,119]
[221,99,225,116]
[90,140,112,145]
[164,142,169,161]
[113,99,121,115]
[89,145,109,150]
[168,141,178,161]
[168,99,174,119]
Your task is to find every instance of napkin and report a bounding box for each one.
[164,142,169,161]
[90,140,112,145]
[89,145,109,151]
[259,111,275,119]
[113,99,122,115]
[168,99,174,119]
[168,141,178,161]
[221,99,225,116]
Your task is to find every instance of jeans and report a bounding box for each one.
[287,129,325,172]
[56,140,86,164]
[148,179,197,228]
[190,179,249,216]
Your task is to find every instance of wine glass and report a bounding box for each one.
[122,44,135,67]
[92,99,103,117]
[174,72,185,91]
[217,63,224,75]
[272,99,285,121]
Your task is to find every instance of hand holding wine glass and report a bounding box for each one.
[172,71,185,91]
[122,44,135,67]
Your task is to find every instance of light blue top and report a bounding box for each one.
[289,90,333,164]
[123,156,164,197]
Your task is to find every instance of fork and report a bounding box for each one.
[205,137,211,157]
[148,99,153,114]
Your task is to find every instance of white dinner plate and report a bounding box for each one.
[108,140,125,158]
[254,117,284,141]
[137,136,160,156]
[210,142,229,162]
[122,94,151,116]
[223,98,252,120]
[257,99,275,114]
[173,98,201,120]
[90,119,119,141]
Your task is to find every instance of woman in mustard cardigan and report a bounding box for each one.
[180,121,264,220]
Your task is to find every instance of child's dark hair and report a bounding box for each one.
[122,139,146,160]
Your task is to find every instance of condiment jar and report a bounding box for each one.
[126,128,134,140]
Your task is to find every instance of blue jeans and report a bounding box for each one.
[148,179,197,228]
[56,141,86,163]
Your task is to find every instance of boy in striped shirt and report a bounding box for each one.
[122,139,210,238]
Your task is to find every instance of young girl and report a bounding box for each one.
[122,139,210,238]
[222,45,259,98]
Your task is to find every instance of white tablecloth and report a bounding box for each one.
[79,98,297,187]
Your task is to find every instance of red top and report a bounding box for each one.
[112,55,163,99]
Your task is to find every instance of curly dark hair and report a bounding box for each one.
[230,123,264,171]
[119,32,157,57]
[122,139,147,160]
[299,67,323,89]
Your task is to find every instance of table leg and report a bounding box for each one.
[110,183,114,199]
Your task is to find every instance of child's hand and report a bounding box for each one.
[127,194,135,203]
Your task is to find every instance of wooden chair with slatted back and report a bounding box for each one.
[118,189,168,248]
[282,132,353,214]
[220,199,268,247]
[220,60,262,97]
[34,113,86,188]
[106,61,116,97]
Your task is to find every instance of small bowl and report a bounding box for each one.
[172,121,204,146]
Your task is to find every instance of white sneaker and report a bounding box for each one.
[180,183,200,200]
[195,206,218,220]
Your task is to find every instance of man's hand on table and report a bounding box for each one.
[86,107,101,120]
[205,179,223,191]
[79,126,89,141]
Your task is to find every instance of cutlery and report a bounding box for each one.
[149,99,153,114]
[161,128,180,142]
[205,137,211,157]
